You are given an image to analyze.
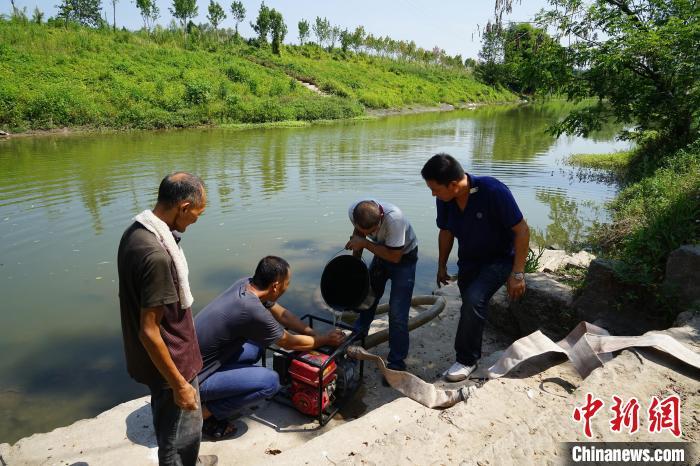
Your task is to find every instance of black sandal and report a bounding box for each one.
[202,417,238,441]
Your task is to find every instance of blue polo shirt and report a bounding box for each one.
[436,174,523,273]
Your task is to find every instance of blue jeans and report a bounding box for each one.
[150,377,202,466]
[199,341,280,420]
[354,248,417,370]
[455,262,512,366]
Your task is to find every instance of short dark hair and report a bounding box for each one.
[421,153,465,186]
[353,200,382,230]
[157,172,205,208]
[251,256,290,289]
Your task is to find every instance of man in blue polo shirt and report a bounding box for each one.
[421,153,530,381]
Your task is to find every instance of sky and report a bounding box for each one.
[3,0,550,59]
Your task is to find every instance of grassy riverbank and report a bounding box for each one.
[0,20,516,133]
[568,140,700,316]
[567,150,634,173]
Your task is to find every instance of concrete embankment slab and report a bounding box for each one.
[2,285,698,465]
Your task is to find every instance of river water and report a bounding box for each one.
[0,103,628,443]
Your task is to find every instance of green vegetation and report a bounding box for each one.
[596,143,700,284]
[567,151,634,171]
[229,1,245,37]
[256,45,510,110]
[567,141,700,318]
[500,0,700,320]
[0,19,514,133]
[475,22,569,96]
[538,0,699,147]
[55,0,104,28]
[524,246,545,273]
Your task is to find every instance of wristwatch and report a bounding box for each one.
[512,272,525,281]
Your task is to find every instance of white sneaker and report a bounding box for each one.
[443,362,476,382]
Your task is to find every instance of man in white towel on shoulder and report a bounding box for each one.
[118,172,216,466]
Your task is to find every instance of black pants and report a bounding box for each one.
[455,262,511,366]
[355,247,417,370]
[150,378,203,466]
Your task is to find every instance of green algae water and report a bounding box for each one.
[0,103,628,443]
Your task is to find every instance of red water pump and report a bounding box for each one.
[288,351,337,416]
[265,314,363,425]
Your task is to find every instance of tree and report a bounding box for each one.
[312,16,330,47]
[56,0,104,27]
[328,25,340,50]
[269,8,286,54]
[298,19,309,45]
[538,0,700,144]
[207,0,226,30]
[110,0,118,31]
[230,0,245,36]
[10,0,27,20]
[474,22,506,85]
[351,26,365,52]
[170,0,198,31]
[339,28,352,52]
[32,6,44,23]
[499,22,569,95]
[135,0,159,31]
[251,1,271,43]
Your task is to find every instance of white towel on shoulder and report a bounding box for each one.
[134,209,194,309]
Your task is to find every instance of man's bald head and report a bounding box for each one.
[353,200,382,230]
[157,172,206,209]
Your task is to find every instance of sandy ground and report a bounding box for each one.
[1,283,698,465]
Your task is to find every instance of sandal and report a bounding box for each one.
[202,417,238,441]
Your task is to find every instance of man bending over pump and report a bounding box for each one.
[345,199,418,377]
[195,256,345,440]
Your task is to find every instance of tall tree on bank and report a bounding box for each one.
[351,25,365,52]
[251,1,271,44]
[497,22,569,95]
[269,8,286,55]
[538,0,700,144]
[312,16,330,48]
[339,28,351,52]
[32,6,44,23]
[135,0,159,31]
[110,0,117,30]
[298,19,309,45]
[328,25,340,50]
[170,0,198,31]
[230,0,245,37]
[56,0,104,27]
[207,0,226,30]
[475,23,505,86]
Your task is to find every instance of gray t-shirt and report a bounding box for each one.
[348,199,417,254]
[195,277,284,381]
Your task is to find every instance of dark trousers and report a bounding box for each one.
[354,248,417,370]
[455,262,511,366]
[150,378,203,466]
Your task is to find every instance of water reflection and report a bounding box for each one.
[0,102,629,443]
[0,103,597,222]
[0,331,146,443]
[532,189,584,250]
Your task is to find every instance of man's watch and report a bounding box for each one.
[512,272,525,281]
